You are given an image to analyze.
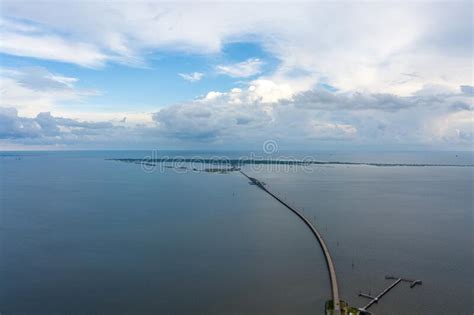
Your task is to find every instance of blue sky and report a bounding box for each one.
[0,1,472,150]
[1,41,278,109]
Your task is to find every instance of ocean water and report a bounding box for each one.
[243,162,473,314]
[0,151,472,314]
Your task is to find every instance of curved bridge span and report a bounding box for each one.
[239,170,341,315]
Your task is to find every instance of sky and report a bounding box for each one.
[0,0,472,150]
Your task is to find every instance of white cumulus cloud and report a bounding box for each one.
[0,66,99,116]
[216,58,263,78]
[178,72,204,82]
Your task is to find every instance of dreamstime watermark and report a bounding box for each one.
[262,139,278,154]
[138,140,320,175]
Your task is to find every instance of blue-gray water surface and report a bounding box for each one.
[0,151,472,314]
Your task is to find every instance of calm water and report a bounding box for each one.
[1,151,472,314]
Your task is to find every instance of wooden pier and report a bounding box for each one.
[358,275,422,312]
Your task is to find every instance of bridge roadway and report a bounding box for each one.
[239,171,341,315]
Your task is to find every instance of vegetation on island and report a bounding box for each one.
[325,300,367,315]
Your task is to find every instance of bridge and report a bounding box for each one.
[239,170,341,315]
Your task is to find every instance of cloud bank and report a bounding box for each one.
[1,2,472,93]
[1,83,471,149]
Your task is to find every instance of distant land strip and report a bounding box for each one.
[107,158,474,167]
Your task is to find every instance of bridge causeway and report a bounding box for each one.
[239,170,341,315]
